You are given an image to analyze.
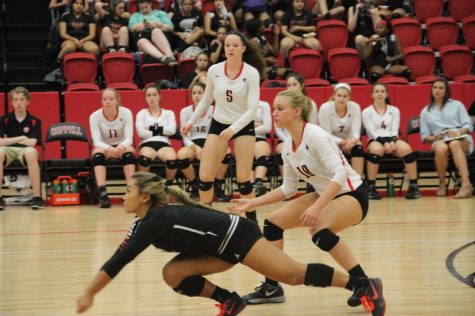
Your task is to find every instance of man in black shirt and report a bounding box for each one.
[0,87,43,210]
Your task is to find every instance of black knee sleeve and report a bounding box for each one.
[221,154,232,164]
[367,154,381,164]
[178,158,191,169]
[199,180,213,191]
[304,263,334,287]
[166,159,178,170]
[403,152,417,164]
[122,152,136,165]
[238,181,253,195]
[350,144,364,157]
[370,72,381,83]
[402,68,412,79]
[312,228,340,252]
[255,155,269,168]
[173,276,206,297]
[275,154,283,165]
[92,153,106,166]
[138,155,152,167]
[263,219,284,241]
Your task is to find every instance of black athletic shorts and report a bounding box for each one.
[218,216,263,264]
[335,183,369,223]
[191,138,206,148]
[256,137,267,143]
[140,141,171,151]
[208,118,255,139]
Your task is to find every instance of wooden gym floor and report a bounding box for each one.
[1,196,474,316]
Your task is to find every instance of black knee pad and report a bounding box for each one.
[138,155,152,167]
[92,153,106,166]
[122,152,136,165]
[255,155,269,168]
[367,154,381,164]
[312,228,340,252]
[263,219,284,241]
[350,145,364,157]
[199,179,213,191]
[275,154,283,165]
[166,159,178,170]
[178,158,191,169]
[403,152,416,164]
[370,72,381,83]
[304,263,334,288]
[221,154,232,164]
[238,181,253,195]
[402,68,412,79]
[173,276,206,297]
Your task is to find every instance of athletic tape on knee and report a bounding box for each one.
[304,263,334,287]
[122,152,136,165]
[311,228,340,252]
[367,154,381,164]
[221,154,232,164]
[255,155,269,167]
[350,145,364,157]
[173,276,206,297]
[238,181,253,195]
[138,155,152,167]
[178,158,191,169]
[92,153,106,166]
[263,219,284,241]
[199,179,213,191]
[166,159,178,170]
[403,152,416,164]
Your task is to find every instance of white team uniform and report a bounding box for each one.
[188,61,260,134]
[318,101,362,145]
[309,100,318,125]
[89,106,134,150]
[275,127,290,142]
[180,105,214,147]
[255,101,272,139]
[362,105,400,140]
[135,108,177,145]
[280,123,362,198]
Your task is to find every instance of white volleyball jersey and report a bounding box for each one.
[255,101,272,139]
[188,61,260,135]
[180,105,214,147]
[318,101,362,144]
[135,108,177,145]
[309,100,318,125]
[275,127,290,142]
[362,104,400,140]
[89,106,134,149]
[280,123,362,198]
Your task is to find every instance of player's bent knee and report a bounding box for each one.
[172,276,206,297]
[311,228,340,252]
[238,181,253,195]
[263,219,284,241]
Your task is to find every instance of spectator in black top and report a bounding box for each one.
[209,25,228,64]
[347,0,380,60]
[311,0,346,20]
[96,0,130,53]
[57,0,99,60]
[181,52,209,88]
[171,0,205,52]
[0,87,43,210]
[76,172,386,316]
[375,0,409,19]
[94,0,130,21]
[204,0,237,40]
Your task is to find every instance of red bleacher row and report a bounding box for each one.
[2,83,475,159]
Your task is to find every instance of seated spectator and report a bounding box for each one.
[49,0,69,15]
[136,85,179,185]
[0,87,43,210]
[57,0,99,61]
[241,0,271,23]
[280,0,320,67]
[94,0,130,21]
[374,0,409,19]
[285,72,318,124]
[209,25,228,64]
[311,0,346,20]
[171,0,205,52]
[89,88,136,208]
[318,83,364,176]
[181,52,209,88]
[364,19,411,83]
[204,0,237,40]
[129,0,178,65]
[253,100,273,196]
[420,78,474,199]
[268,0,290,23]
[347,0,380,60]
[96,0,130,53]
[362,83,420,200]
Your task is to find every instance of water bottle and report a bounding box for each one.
[387,173,394,197]
[52,179,61,194]
[70,178,78,193]
[61,178,70,194]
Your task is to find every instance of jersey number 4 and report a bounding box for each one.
[226,90,233,102]
[296,165,315,178]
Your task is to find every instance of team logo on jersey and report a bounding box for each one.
[23,127,30,134]
[118,220,142,251]
[242,78,246,82]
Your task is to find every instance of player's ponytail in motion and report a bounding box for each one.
[132,172,213,209]
[277,89,313,123]
[225,31,266,80]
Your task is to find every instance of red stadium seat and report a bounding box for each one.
[140,63,175,86]
[327,48,362,82]
[426,17,458,51]
[304,78,330,87]
[391,18,422,48]
[102,53,138,90]
[261,80,287,88]
[448,0,475,23]
[377,76,409,85]
[178,56,196,81]
[289,49,324,79]
[403,46,436,80]
[316,19,348,54]
[63,52,99,91]
[439,45,475,80]
[338,78,370,85]
[413,0,443,23]
[462,16,475,50]
[414,75,439,84]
